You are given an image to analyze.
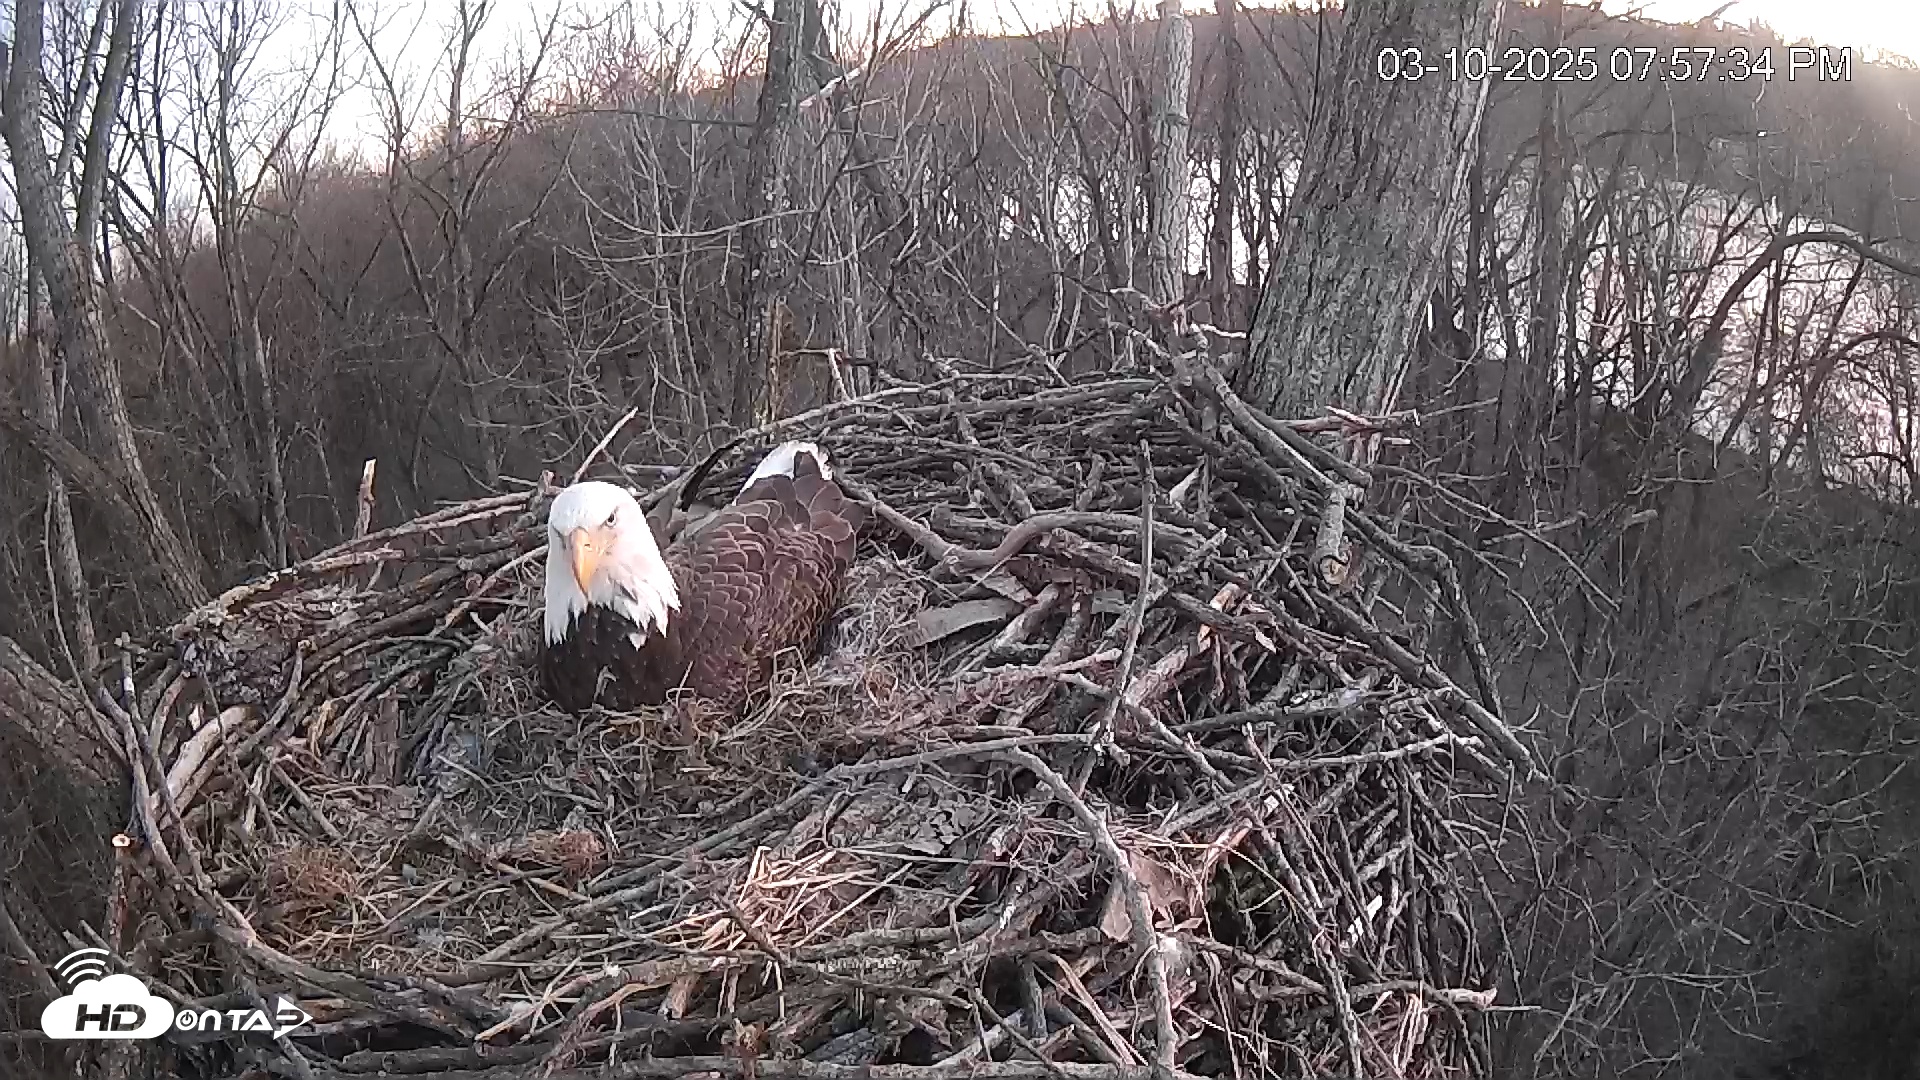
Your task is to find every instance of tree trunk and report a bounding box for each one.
[1145,0,1194,308]
[241,315,291,567]
[795,0,934,370]
[732,0,803,428]
[209,0,291,568]
[31,331,100,671]
[0,403,202,595]
[0,635,116,790]
[1504,0,1568,512]
[1,0,209,611]
[1206,0,1242,329]
[0,633,132,1079]
[1237,0,1502,427]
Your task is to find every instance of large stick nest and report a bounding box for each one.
[90,371,1532,1080]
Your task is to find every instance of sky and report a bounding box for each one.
[261,0,1915,167]
[330,0,1920,92]
[1598,0,1920,63]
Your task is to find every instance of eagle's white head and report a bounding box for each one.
[544,481,680,646]
[742,440,832,493]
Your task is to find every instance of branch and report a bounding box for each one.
[0,634,119,789]
[1679,230,1920,417]
[0,401,197,602]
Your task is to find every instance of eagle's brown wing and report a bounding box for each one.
[660,459,862,710]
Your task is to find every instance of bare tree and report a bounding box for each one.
[1238,0,1501,426]
[1203,0,1241,329]
[351,0,564,490]
[106,0,350,573]
[731,0,806,426]
[0,0,209,612]
[23,0,119,671]
[1143,0,1191,309]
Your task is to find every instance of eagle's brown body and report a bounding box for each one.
[541,451,862,714]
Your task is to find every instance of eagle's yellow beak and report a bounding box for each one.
[567,527,603,594]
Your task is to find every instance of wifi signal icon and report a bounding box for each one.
[53,948,110,989]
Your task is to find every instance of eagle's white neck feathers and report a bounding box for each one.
[543,481,680,646]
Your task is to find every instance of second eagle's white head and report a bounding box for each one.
[543,481,679,646]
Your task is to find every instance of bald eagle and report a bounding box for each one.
[541,442,864,714]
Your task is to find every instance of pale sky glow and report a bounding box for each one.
[259,0,1915,168]
[1599,0,1920,65]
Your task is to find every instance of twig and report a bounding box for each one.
[572,406,640,484]
[965,988,1074,1080]
[1077,441,1156,788]
[1310,590,1541,781]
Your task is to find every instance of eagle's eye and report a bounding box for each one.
[604,509,618,527]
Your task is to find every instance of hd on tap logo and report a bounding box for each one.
[40,948,312,1042]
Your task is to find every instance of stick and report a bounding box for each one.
[573,406,640,484]
[1311,482,1359,588]
[1077,441,1156,789]
[353,459,377,539]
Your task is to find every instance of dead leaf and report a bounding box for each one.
[1132,850,1187,918]
[976,568,1035,605]
[909,598,1021,647]
[663,974,698,1018]
[1097,850,1191,941]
